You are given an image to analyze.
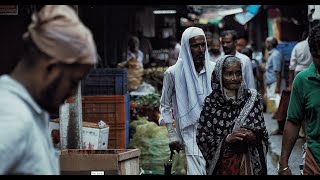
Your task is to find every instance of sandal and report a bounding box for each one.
[270,129,283,135]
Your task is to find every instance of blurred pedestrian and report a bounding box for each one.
[159,27,215,175]
[251,41,264,65]
[209,38,223,62]
[288,32,312,89]
[264,37,283,135]
[168,36,181,66]
[205,31,213,52]
[236,36,249,52]
[138,30,153,68]
[0,5,97,174]
[197,55,268,175]
[221,30,256,89]
[241,47,263,93]
[127,35,144,69]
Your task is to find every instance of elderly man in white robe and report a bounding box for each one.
[159,27,215,175]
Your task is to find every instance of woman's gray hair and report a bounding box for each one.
[223,56,242,69]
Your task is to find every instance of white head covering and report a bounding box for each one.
[23,5,97,65]
[189,27,205,39]
[173,27,215,129]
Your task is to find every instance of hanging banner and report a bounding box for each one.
[0,5,18,15]
[234,5,261,25]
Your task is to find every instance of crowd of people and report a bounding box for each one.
[159,20,320,175]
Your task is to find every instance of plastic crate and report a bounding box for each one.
[81,68,128,96]
[82,95,130,149]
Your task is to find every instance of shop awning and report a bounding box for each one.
[234,5,261,25]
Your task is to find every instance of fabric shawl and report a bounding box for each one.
[173,27,215,130]
[196,55,269,175]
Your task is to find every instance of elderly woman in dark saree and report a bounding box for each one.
[196,55,269,175]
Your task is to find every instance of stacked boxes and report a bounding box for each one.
[81,68,129,149]
[82,95,130,149]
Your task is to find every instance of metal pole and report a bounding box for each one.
[67,84,83,149]
[59,102,69,150]
[59,83,83,149]
[59,5,83,150]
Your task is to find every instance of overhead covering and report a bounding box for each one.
[234,5,262,25]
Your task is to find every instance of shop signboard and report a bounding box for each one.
[0,5,18,15]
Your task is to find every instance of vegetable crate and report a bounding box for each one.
[81,68,128,96]
[82,95,130,149]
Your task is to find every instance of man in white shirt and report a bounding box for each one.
[159,27,215,175]
[289,37,313,86]
[221,30,256,89]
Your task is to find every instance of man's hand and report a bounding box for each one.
[278,166,292,175]
[169,141,183,154]
[166,123,182,154]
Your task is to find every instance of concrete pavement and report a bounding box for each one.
[264,112,305,175]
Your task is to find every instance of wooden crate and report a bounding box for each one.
[60,149,140,175]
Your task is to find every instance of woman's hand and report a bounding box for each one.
[244,129,257,144]
[225,128,248,144]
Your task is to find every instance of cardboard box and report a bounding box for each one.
[60,149,141,175]
[82,121,109,150]
[49,119,109,150]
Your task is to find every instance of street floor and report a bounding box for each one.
[264,112,305,175]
